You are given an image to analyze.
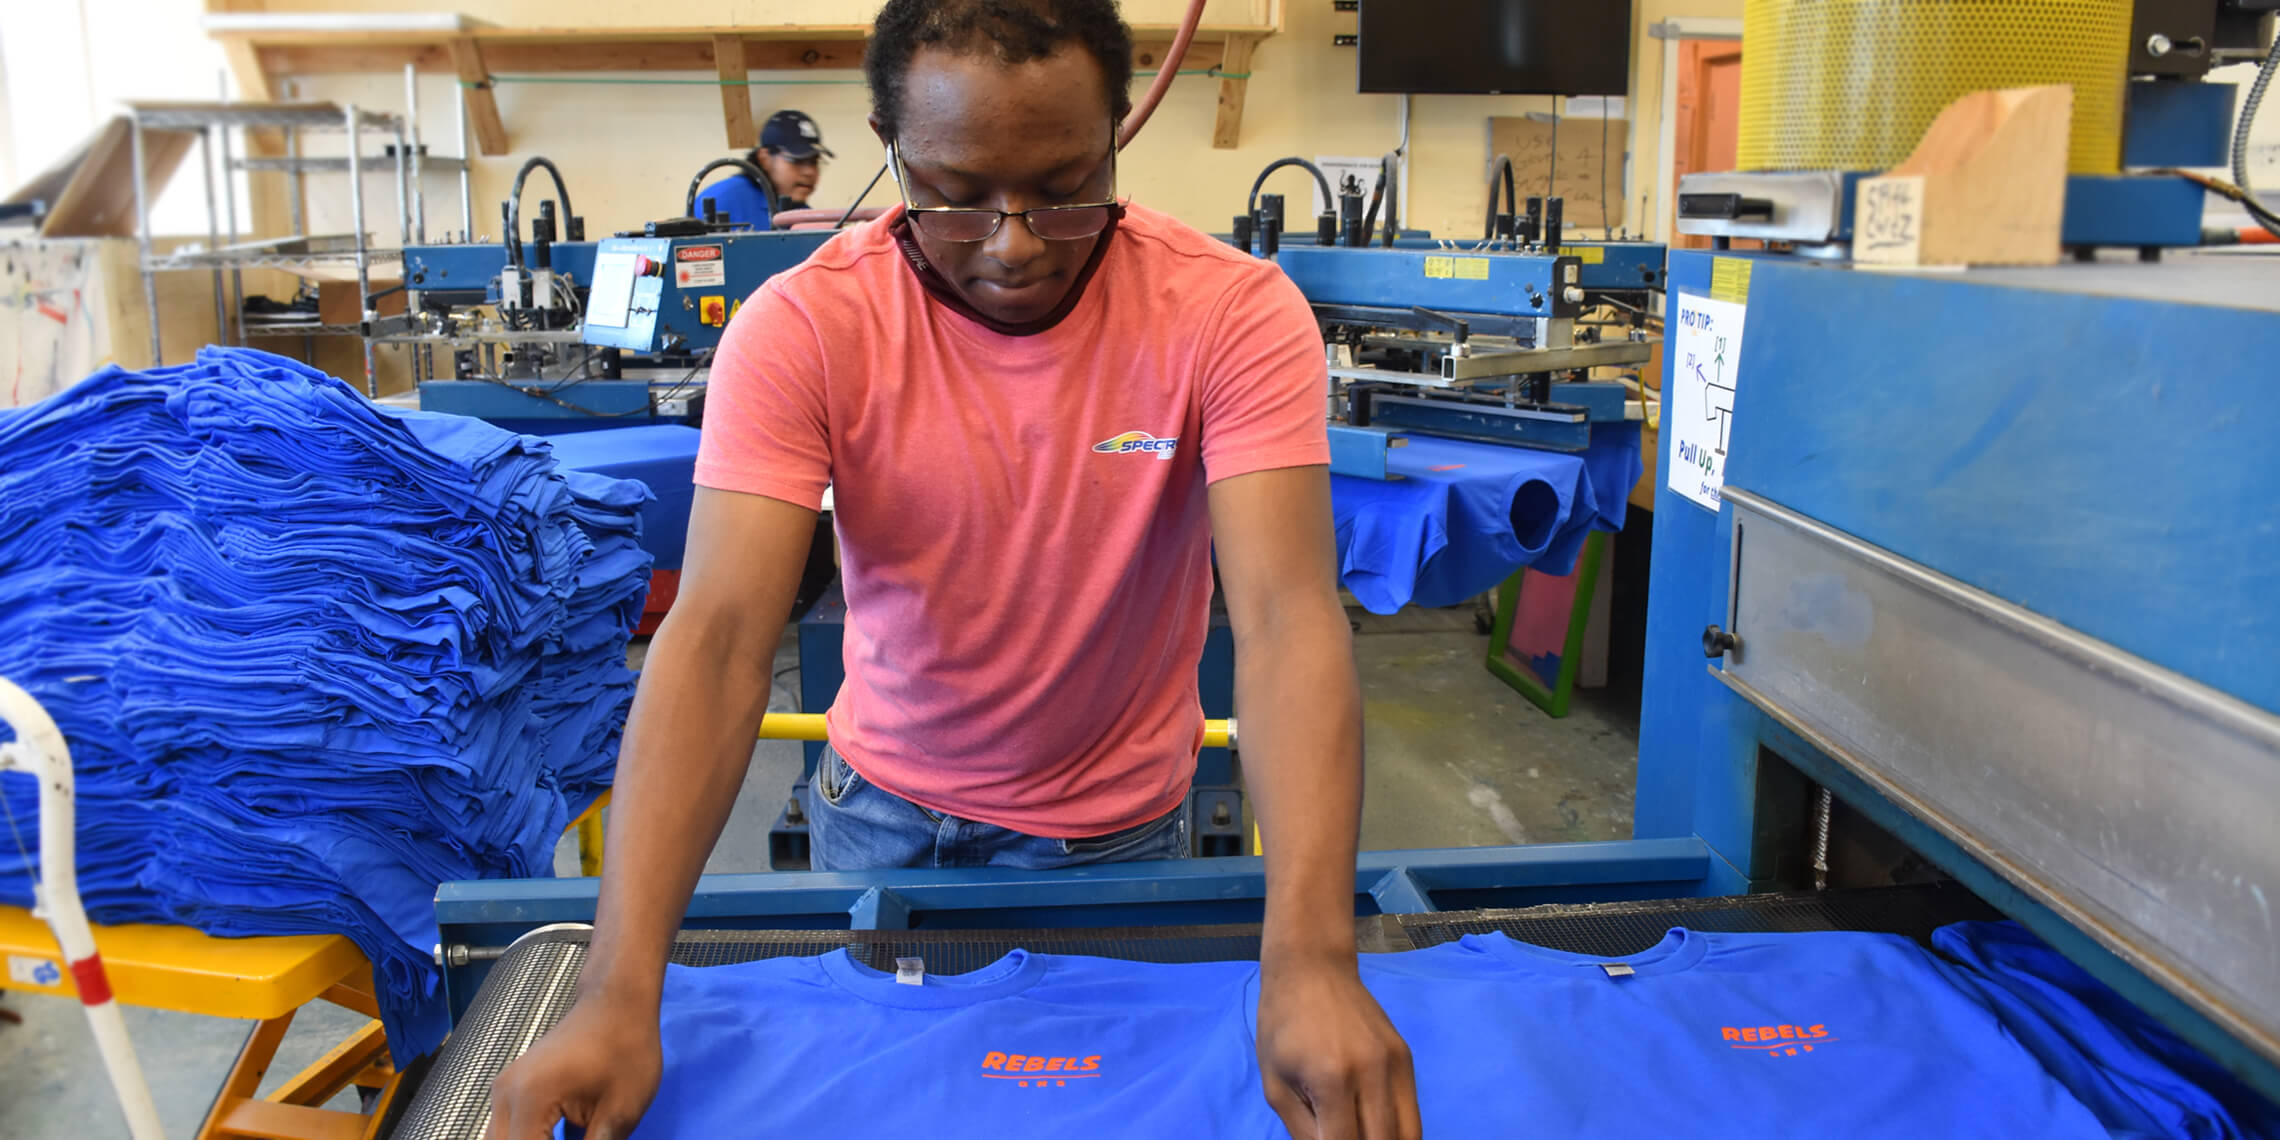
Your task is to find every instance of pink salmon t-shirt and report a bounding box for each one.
[694,203,1328,837]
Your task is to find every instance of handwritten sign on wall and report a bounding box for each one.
[1854,175,1927,265]
[1486,113,1630,232]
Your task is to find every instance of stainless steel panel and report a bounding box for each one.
[1718,487,2280,1066]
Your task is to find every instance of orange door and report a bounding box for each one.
[1671,40,1747,250]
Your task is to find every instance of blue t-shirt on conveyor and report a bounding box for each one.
[615,949,1280,1140]
[1291,928,2108,1139]
[1934,920,2280,1140]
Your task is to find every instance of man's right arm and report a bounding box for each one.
[489,487,816,1140]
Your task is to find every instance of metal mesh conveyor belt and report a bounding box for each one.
[1397,880,2000,954]
[388,884,1998,1139]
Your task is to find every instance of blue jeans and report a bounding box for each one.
[802,745,1191,871]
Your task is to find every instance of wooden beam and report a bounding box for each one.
[257,38,877,76]
[207,21,1275,50]
[714,35,755,150]
[220,33,291,245]
[495,40,713,71]
[260,43,449,75]
[1213,35,1256,150]
[231,32,1250,79]
[220,38,274,102]
[739,39,868,70]
[448,37,509,156]
[1134,39,1224,74]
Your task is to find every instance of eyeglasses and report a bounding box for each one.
[889,140,1119,243]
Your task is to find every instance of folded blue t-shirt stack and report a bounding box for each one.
[0,347,651,1059]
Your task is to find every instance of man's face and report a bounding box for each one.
[886,44,1115,325]
[759,150,821,205]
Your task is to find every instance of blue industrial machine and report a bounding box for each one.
[403,245,2280,1122]
[381,156,832,433]
[1277,231,1659,457]
[395,229,829,431]
[1630,0,2280,1095]
[1220,157,1662,463]
[1637,246,2280,1095]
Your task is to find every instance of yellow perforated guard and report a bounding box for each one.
[1737,0,2129,175]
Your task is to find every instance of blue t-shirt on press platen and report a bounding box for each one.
[1279,927,2109,1139]
[610,949,1281,1140]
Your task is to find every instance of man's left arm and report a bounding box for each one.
[1210,465,1421,1140]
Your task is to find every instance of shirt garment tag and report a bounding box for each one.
[1599,963,1636,978]
[895,957,926,986]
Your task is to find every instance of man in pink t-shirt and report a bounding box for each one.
[492,3,1419,1140]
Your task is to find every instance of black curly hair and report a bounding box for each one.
[865,0,1135,137]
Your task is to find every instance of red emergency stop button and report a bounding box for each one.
[633,255,664,278]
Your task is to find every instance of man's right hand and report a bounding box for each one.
[485,489,816,1138]
[487,997,662,1140]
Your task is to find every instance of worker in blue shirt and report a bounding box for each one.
[694,110,834,229]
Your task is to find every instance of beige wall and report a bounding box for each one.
[278,1,1748,249]
[3,0,1760,396]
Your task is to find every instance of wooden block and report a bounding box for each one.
[1213,35,1256,150]
[315,280,407,326]
[714,35,756,150]
[447,37,510,156]
[1854,85,2072,268]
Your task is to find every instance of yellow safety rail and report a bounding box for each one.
[571,713,1238,874]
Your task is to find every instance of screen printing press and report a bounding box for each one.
[372,242,2280,1134]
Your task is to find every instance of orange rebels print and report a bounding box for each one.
[1721,1024,1836,1057]
[979,1051,1106,1088]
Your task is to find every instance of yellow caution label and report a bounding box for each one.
[1711,258,1754,304]
[1424,256,1492,281]
[1557,245,1608,264]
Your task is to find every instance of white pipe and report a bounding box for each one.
[0,678,165,1140]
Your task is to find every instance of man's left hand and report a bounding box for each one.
[1256,952,1422,1140]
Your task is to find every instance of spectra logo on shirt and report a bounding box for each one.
[981,1051,1104,1088]
[1092,431,1179,460]
[1722,1023,1835,1058]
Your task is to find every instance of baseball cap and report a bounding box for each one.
[761,110,833,160]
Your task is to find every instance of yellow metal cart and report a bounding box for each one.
[0,910,395,1140]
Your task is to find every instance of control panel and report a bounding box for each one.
[582,229,833,356]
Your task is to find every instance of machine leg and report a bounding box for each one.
[194,1013,296,1140]
[577,809,606,877]
[265,1020,391,1108]
[197,966,404,1140]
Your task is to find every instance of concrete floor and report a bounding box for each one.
[0,605,1636,1137]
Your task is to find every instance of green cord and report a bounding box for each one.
[461,67,1244,88]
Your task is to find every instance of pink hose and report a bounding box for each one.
[1118,0,1209,150]
[773,206,892,229]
